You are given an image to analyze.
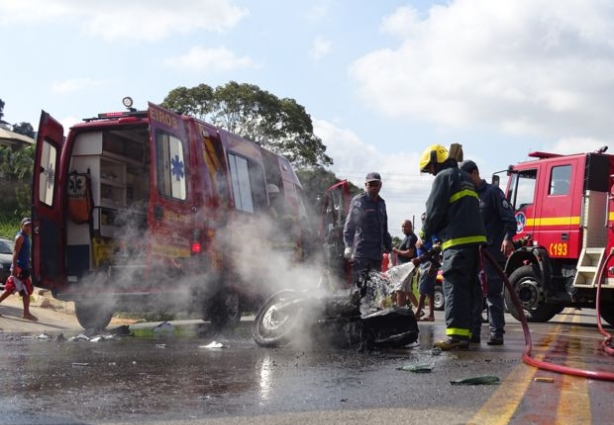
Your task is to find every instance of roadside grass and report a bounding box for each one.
[0,216,20,240]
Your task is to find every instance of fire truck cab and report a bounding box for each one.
[503,147,614,325]
[32,100,312,330]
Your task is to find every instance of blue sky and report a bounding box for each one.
[2,0,613,237]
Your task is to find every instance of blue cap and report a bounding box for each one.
[365,172,381,182]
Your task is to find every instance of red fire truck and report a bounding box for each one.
[32,99,313,330]
[502,147,614,325]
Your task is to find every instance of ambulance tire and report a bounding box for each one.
[208,290,241,331]
[505,264,560,323]
[433,285,445,310]
[75,301,114,331]
[599,301,614,327]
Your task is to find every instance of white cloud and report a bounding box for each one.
[547,137,609,155]
[310,36,332,62]
[50,78,105,94]
[380,5,421,38]
[305,4,330,21]
[315,119,434,236]
[0,0,248,41]
[60,116,80,131]
[163,46,257,72]
[350,0,614,142]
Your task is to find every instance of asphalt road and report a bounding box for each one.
[1,291,613,425]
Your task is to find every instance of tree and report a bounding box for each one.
[0,98,5,122]
[11,122,35,138]
[161,82,332,168]
[296,168,361,210]
[0,144,34,182]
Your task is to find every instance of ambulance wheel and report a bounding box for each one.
[208,290,241,330]
[505,264,560,323]
[75,301,114,330]
[433,285,445,310]
[599,301,614,327]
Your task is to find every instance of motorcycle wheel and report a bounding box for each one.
[253,290,304,348]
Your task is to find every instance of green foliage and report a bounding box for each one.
[0,216,20,240]
[11,122,35,138]
[296,168,361,217]
[0,145,34,181]
[161,81,333,168]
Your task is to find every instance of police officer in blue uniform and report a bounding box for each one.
[343,172,393,279]
[461,160,517,345]
[419,145,487,350]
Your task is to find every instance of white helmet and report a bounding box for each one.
[267,184,280,194]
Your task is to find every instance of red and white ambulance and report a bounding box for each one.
[32,99,313,330]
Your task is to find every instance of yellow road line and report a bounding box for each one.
[468,312,574,424]
[554,311,591,425]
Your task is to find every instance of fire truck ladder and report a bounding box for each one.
[572,190,608,288]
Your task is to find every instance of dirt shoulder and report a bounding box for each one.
[0,288,133,335]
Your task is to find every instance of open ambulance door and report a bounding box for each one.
[32,112,66,289]
[146,103,194,265]
[320,180,352,287]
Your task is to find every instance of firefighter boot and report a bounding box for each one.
[433,338,470,351]
[487,334,504,346]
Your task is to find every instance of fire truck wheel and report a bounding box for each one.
[208,290,241,330]
[505,264,560,323]
[599,301,614,327]
[74,301,114,330]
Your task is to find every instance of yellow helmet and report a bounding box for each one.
[419,144,449,172]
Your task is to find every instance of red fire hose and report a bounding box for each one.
[481,249,614,381]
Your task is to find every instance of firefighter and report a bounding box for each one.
[419,145,487,350]
[343,172,393,280]
[461,160,516,345]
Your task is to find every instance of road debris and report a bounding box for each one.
[450,375,500,385]
[397,363,434,373]
[200,341,226,349]
[69,333,90,342]
[534,377,555,383]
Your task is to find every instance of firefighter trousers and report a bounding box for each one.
[482,260,506,337]
[442,245,482,341]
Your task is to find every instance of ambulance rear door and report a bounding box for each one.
[32,112,67,289]
[147,103,195,264]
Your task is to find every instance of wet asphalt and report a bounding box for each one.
[0,310,613,425]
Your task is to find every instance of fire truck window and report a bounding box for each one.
[509,169,537,210]
[549,165,571,196]
[228,153,255,213]
[155,131,187,200]
[38,139,57,207]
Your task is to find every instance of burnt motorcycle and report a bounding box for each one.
[252,251,440,350]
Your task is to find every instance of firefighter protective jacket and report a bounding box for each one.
[343,192,393,261]
[423,164,487,250]
[475,179,517,262]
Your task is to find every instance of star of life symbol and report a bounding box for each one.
[516,212,526,233]
[171,155,184,182]
[44,162,55,189]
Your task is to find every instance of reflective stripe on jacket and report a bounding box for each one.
[423,164,487,250]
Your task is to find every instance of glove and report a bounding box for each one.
[344,247,352,259]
